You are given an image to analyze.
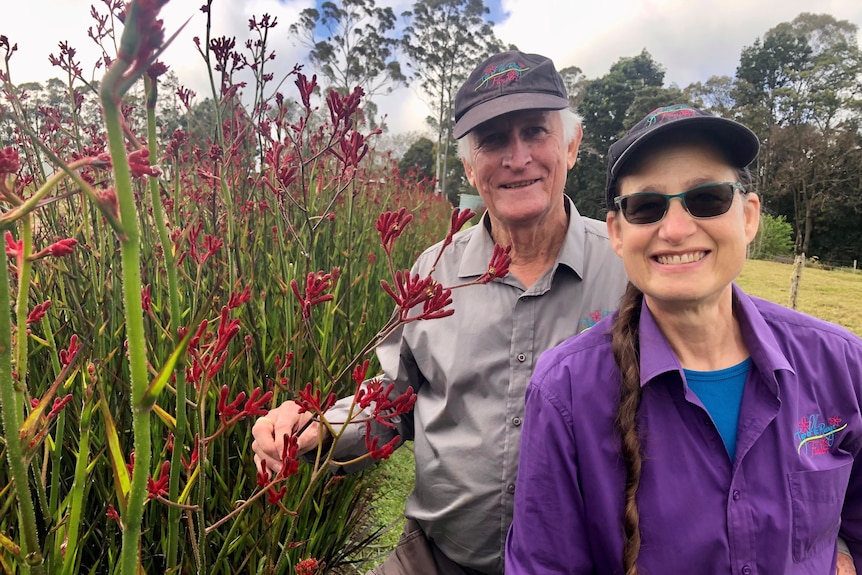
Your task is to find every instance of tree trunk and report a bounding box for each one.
[802,192,814,257]
[434,89,445,195]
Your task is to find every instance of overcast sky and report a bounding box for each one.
[4,0,862,136]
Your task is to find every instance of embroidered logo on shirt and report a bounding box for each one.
[578,309,612,332]
[795,414,846,455]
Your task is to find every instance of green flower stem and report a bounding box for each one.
[196,396,209,575]
[143,75,187,571]
[0,155,103,227]
[273,465,328,573]
[0,231,43,575]
[100,75,152,575]
[61,373,94,575]
[14,216,34,394]
[40,314,64,570]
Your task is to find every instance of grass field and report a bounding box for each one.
[364,258,862,565]
[736,259,862,335]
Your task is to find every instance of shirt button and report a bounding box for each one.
[512,417,522,427]
[741,565,752,575]
[732,490,741,501]
[517,353,527,362]
[506,484,515,494]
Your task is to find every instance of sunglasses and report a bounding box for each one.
[613,182,747,225]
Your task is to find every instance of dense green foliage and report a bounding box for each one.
[750,214,795,260]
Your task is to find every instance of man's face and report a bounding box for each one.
[462,110,580,228]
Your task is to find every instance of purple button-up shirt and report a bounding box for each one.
[507,284,862,574]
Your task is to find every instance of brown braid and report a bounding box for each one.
[611,282,645,575]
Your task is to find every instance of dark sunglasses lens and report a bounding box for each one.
[621,194,667,224]
[685,184,735,218]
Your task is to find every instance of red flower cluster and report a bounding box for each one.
[26,300,52,324]
[476,244,512,284]
[128,148,160,178]
[380,271,453,322]
[295,382,337,416]
[376,208,413,255]
[262,141,298,193]
[186,306,241,388]
[326,87,363,129]
[256,431,300,502]
[59,334,81,367]
[116,0,168,83]
[47,394,73,419]
[146,460,170,499]
[290,270,336,320]
[4,231,22,260]
[29,238,78,261]
[295,557,320,575]
[0,146,20,176]
[181,434,200,474]
[217,385,273,424]
[295,73,317,111]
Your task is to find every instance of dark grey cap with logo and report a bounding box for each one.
[605,105,760,208]
[453,51,570,140]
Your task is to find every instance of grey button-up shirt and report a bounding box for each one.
[327,199,628,574]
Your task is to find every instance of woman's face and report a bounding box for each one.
[606,137,760,312]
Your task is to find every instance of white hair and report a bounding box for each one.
[457,108,583,166]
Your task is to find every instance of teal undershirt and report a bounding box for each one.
[684,358,751,461]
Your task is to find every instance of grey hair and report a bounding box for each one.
[457,108,582,166]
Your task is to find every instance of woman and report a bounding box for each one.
[505,105,862,574]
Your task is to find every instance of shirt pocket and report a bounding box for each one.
[788,460,852,562]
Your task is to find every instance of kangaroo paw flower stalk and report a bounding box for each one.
[97,1,170,574]
[0,232,44,574]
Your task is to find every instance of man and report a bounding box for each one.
[252,50,628,574]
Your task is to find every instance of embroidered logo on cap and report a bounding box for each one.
[795,413,846,455]
[644,104,698,127]
[474,62,529,91]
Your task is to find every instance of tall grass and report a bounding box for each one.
[0,3,459,574]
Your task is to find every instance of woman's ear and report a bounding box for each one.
[742,192,761,245]
[606,210,624,258]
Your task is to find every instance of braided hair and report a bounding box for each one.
[611,282,645,575]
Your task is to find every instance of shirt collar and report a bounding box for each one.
[457,196,586,280]
[637,284,795,389]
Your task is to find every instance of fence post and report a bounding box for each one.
[789,253,805,310]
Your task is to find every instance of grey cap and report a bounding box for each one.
[606,104,760,207]
[453,51,570,139]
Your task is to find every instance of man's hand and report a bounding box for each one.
[251,400,326,476]
[837,550,856,575]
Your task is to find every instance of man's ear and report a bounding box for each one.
[566,124,583,170]
[462,155,476,188]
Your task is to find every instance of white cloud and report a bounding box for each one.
[4,0,862,135]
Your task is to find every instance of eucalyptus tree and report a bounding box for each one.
[288,0,406,110]
[401,0,507,197]
[568,50,671,218]
[683,75,737,117]
[734,13,862,258]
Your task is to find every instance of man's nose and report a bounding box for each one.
[502,136,531,168]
